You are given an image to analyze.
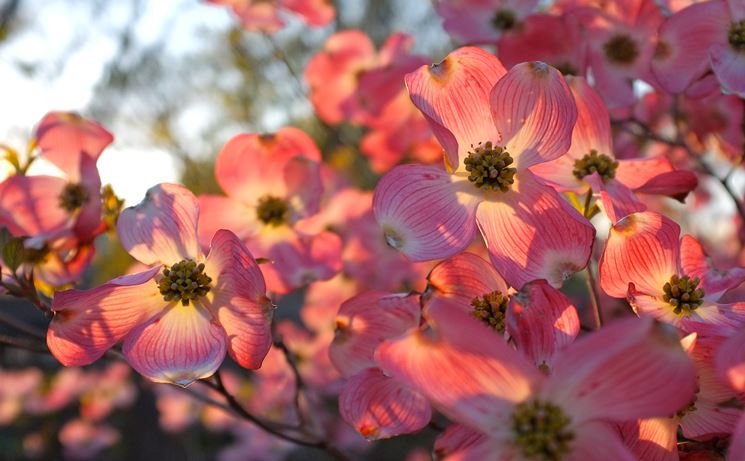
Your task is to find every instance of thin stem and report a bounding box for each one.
[273,337,307,426]
[585,265,603,329]
[206,371,351,461]
[0,308,46,339]
[582,189,593,219]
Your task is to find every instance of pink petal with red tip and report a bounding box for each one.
[631,170,698,202]
[614,157,679,190]
[476,171,594,289]
[599,211,680,298]
[123,303,227,386]
[652,1,729,94]
[339,367,430,440]
[117,183,201,265]
[0,175,70,237]
[565,76,613,159]
[373,164,482,262]
[330,292,420,378]
[214,128,321,204]
[202,230,273,370]
[434,424,493,461]
[507,280,580,370]
[680,234,745,300]
[584,173,645,225]
[631,287,745,331]
[544,317,697,424]
[568,422,636,461]
[711,43,745,97]
[376,306,541,433]
[196,195,255,249]
[620,417,679,461]
[34,111,113,176]
[716,328,745,392]
[405,46,506,170]
[47,267,163,366]
[424,252,509,313]
[490,61,577,169]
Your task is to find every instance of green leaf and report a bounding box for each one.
[2,237,25,272]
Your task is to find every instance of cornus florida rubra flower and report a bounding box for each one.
[434,0,540,44]
[653,0,745,97]
[376,307,697,460]
[206,0,334,32]
[47,183,273,386]
[531,76,697,224]
[599,211,745,332]
[373,47,595,289]
[198,128,342,295]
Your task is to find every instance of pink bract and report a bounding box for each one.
[373,47,595,288]
[48,183,273,386]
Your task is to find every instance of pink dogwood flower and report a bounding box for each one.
[197,128,342,295]
[531,76,697,224]
[47,183,274,386]
[434,0,540,44]
[653,0,745,98]
[373,47,595,289]
[599,211,745,331]
[376,305,697,460]
[330,291,431,440]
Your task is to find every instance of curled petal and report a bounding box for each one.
[376,306,541,433]
[202,230,273,370]
[476,171,594,289]
[490,61,578,169]
[599,211,680,298]
[123,304,227,386]
[424,252,509,313]
[545,317,697,424]
[680,234,745,301]
[405,46,506,170]
[47,267,163,366]
[339,368,431,440]
[631,170,698,202]
[373,164,482,262]
[117,183,201,265]
[584,173,645,225]
[330,291,420,377]
[35,111,114,176]
[507,280,580,370]
[651,1,730,94]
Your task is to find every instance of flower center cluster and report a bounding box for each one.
[58,183,90,212]
[729,20,745,52]
[464,142,516,192]
[158,260,212,306]
[662,274,704,315]
[572,150,619,183]
[256,195,288,226]
[470,290,508,333]
[492,9,516,31]
[603,34,639,65]
[511,400,574,461]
